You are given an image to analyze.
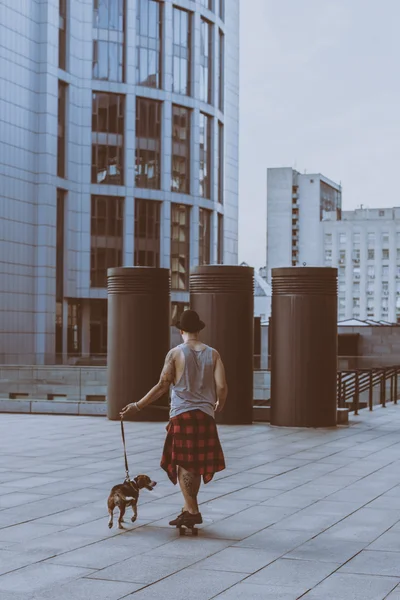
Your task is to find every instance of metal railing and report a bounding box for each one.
[338,366,399,415]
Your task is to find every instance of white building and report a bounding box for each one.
[0,0,239,364]
[267,168,400,323]
[323,207,400,323]
[240,263,271,321]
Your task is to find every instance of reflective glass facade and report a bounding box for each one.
[172,7,191,96]
[135,97,162,189]
[136,0,162,88]
[92,92,124,185]
[93,0,125,82]
[172,105,191,193]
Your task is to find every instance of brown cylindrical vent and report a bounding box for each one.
[271,267,338,428]
[107,267,170,421]
[190,265,254,425]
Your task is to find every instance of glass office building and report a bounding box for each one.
[0,0,239,363]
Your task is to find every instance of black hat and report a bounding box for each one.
[176,310,205,333]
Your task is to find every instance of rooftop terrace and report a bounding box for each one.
[2,408,400,599]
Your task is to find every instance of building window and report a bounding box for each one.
[339,281,346,293]
[219,0,225,20]
[353,266,360,279]
[171,105,191,193]
[56,190,65,303]
[171,302,189,326]
[353,232,361,244]
[324,233,332,245]
[339,249,346,265]
[199,18,213,104]
[324,249,332,264]
[382,248,390,260]
[218,121,224,204]
[173,7,191,96]
[59,0,67,70]
[353,281,360,294]
[218,213,223,264]
[382,282,389,294]
[218,30,224,111]
[339,298,345,311]
[339,232,346,246]
[368,248,375,260]
[90,300,108,356]
[199,208,211,265]
[199,0,213,9]
[339,266,345,279]
[320,181,341,221]
[56,190,65,358]
[136,0,162,88]
[367,231,375,244]
[382,265,389,279]
[171,204,190,290]
[135,97,161,189]
[68,300,81,356]
[379,210,385,217]
[57,81,67,178]
[352,249,360,263]
[367,265,375,279]
[90,196,123,287]
[397,266,400,279]
[93,0,125,82]
[134,199,160,267]
[367,281,374,294]
[382,232,390,246]
[353,298,360,309]
[199,113,212,198]
[92,93,124,185]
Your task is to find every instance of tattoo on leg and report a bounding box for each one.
[182,471,196,498]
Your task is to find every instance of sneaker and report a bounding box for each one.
[169,511,203,527]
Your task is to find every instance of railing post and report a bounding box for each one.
[338,372,342,408]
[369,369,373,411]
[395,367,398,405]
[381,369,386,408]
[390,370,394,403]
[354,371,359,416]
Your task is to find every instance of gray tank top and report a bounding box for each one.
[170,343,216,419]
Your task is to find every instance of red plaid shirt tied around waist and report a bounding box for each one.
[161,409,226,484]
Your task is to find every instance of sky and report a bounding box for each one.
[239,0,400,269]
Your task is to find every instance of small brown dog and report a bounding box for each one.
[107,474,157,529]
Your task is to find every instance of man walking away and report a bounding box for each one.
[120,309,228,529]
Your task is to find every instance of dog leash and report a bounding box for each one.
[120,417,130,481]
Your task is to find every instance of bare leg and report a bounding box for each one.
[177,466,201,514]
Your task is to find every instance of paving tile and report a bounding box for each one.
[340,550,400,577]
[30,578,143,599]
[246,557,338,594]
[369,531,400,552]
[235,528,313,553]
[121,567,245,600]
[195,547,277,574]
[0,562,93,593]
[150,537,232,560]
[286,537,365,564]
[303,573,399,599]
[89,553,197,585]
[387,584,400,599]
[213,582,300,599]
[0,522,67,543]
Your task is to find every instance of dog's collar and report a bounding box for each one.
[124,477,139,490]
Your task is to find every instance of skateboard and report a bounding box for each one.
[178,524,199,537]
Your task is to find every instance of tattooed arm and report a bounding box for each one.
[120,350,176,416]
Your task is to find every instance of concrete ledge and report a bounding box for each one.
[337,407,349,425]
[253,406,271,422]
[0,398,107,417]
[31,401,80,415]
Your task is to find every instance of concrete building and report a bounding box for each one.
[267,168,400,323]
[0,0,239,364]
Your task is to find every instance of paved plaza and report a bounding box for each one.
[2,408,400,598]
